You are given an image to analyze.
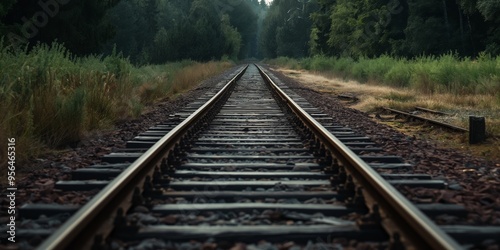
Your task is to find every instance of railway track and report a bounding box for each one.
[11,65,500,249]
[382,107,468,133]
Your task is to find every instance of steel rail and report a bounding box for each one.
[38,65,248,250]
[384,107,468,132]
[256,65,462,250]
[415,106,453,116]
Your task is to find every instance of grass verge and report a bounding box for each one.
[267,54,500,96]
[0,42,233,173]
[266,55,499,133]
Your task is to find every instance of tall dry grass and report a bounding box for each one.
[171,61,233,94]
[0,41,233,172]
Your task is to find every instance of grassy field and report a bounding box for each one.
[267,55,500,96]
[267,56,499,160]
[0,42,233,169]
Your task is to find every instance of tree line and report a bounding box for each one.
[104,0,267,64]
[0,0,267,63]
[261,0,500,58]
[1,0,121,55]
[1,0,498,62]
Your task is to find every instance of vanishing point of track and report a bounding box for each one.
[20,65,497,249]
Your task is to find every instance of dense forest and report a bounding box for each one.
[0,0,268,64]
[104,0,267,63]
[262,0,500,58]
[1,0,122,55]
[1,0,499,60]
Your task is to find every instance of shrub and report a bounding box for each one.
[411,60,436,94]
[331,57,354,79]
[363,55,397,83]
[104,46,132,80]
[309,56,335,72]
[384,60,412,88]
[349,58,369,83]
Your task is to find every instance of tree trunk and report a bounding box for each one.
[442,0,450,37]
[467,15,477,57]
[458,6,466,54]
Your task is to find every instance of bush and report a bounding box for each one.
[349,58,369,82]
[384,59,412,88]
[309,56,335,72]
[411,59,436,94]
[364,55,397,83]
[104,46,132,80]
[331,57,354,79]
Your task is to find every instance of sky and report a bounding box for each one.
[265,0,273,5]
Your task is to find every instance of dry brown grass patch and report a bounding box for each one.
[172,61,233,94]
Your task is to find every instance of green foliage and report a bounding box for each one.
[384,59,413,88]
[221,15,242,61]
[411,58,436,94]
[369,56,395,82]
[308,56,336,72]
[260,5,279,58]
[330,57,355,77]
[104,46,132,79]
[327,0,360,56]
[350,60,370,83]
[152,27,170,63]
[312,0,396,58]
[404,0,458,56]
[1,0,121,55]
[304,0,500,58]
[267,54,500,96]
[224,0,260,59]
[4,0,500,61]
[16,75,80,146]
[309,0,334,56]
[260,0,318,58]
[105,0,264,62]
[0,42,233,164]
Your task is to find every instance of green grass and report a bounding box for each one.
[266,54,500,95]
[384,92,416,102]
[0,41,233,168]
